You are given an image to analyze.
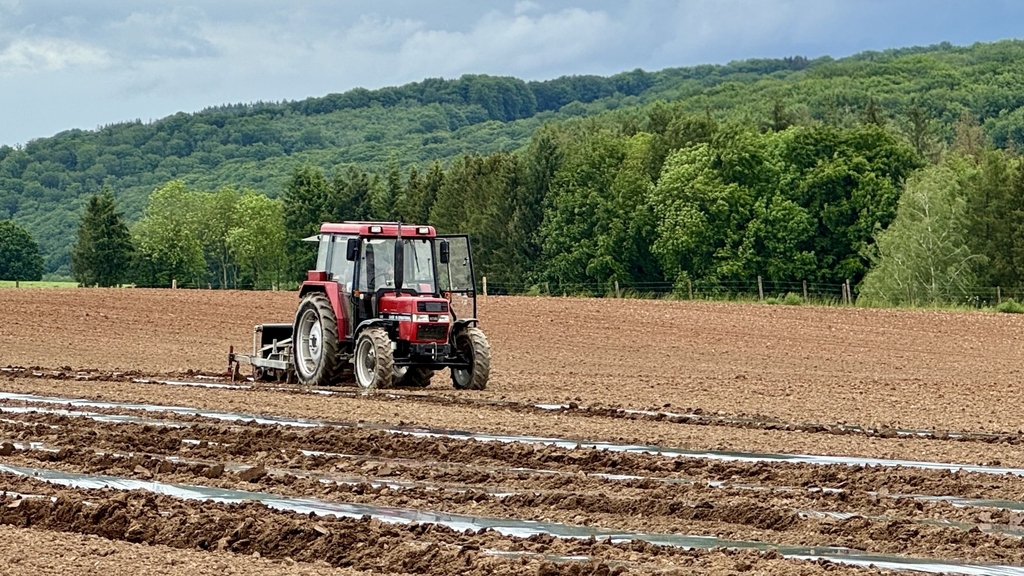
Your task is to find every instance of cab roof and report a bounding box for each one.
[319,222,436,237]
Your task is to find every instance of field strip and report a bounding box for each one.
[8,368,1023,444]
[126,376,1024,443]
[138,376,1024,446]
[3,391,1024,477]
[8,438,1024,540]
[1,463,1022,576]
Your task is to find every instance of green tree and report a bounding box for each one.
[860,159,983,305]
[650,140,756,288]
[0,219,43,284]
[512,128,561,283]
[132,180,205,287]
[964,151,1024,288]
[781,125,920,284]
[228,191,287,289]
[330,166,372,222]
[282,165,331,280]
[395,165,427,223]
[540,130,659,292]
[372,163,401,221]
[421,161,444,224]
[199,187,240,288]
[71,189,133,287]
[430,153,520,287]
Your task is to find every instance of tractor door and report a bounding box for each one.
[436,235,477,321]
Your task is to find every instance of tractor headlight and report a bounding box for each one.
[413,314,450,323]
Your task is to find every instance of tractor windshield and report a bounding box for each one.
[358,238,437,294]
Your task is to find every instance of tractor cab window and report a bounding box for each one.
[328,235,356,291]
[403,238,437,294]
[359,239,393,292]
[358,238,437,294]
[315,235,330,270]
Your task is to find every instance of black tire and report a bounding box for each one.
[451,327,490,390]
[354,327,394,389]
[292,293,342,387]
[395,367,434,388]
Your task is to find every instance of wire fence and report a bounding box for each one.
[480,277,1024,309]
[483,278,848,301]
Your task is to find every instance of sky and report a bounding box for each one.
[1,0,1023,146]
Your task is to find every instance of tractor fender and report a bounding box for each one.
[451,318,479,337]
[354,318,393,339]
[298,281,347,339]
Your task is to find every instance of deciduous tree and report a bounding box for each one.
[0,219,43,285]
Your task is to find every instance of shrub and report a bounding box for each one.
[996,299,1024,313]
[783,292,803,305]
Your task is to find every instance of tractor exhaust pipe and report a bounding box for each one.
[394,221,404,294]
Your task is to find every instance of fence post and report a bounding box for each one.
[614,280,620,298]
[687,279,693,300]
[482,276,487,298]
[545,282,550,295]
[757,276,764,301]
[802,280,808,300]
[172,279,177,290]
[998,286,1002,304]
[847,279,852,305]
[840,282,847,305]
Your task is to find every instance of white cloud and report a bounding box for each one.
[105,7,218,60]
[0,37,108,75]
[655,0,852,61]
[393,8,614,78]
[514,1,540,15]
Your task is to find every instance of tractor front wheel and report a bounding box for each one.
[293,293,342,387]
[451,327,490,390]
[354,328,394,390]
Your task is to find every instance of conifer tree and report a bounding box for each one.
[71,189,133,287]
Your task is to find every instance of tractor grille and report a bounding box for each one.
[417,301,449,313]
[416,323,449,342]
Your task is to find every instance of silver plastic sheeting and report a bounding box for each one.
[5,391,1024,477]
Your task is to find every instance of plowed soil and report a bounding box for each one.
[3,287,1024,574]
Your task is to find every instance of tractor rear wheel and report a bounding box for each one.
[396,367,434,388]
[451,327,490,390]
[293,293,342,387]
[354,327,394,390]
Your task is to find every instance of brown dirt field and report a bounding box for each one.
[3,376,1020,468]
[4,287,1024,574]
[0,524,366,576]
[3,289,1024,432]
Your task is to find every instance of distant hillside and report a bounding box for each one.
[5,39,1024,274]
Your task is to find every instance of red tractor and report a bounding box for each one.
[229,222,490,390]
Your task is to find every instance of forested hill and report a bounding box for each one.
[6,39,1024,274]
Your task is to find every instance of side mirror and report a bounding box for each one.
[346,238,359,261]
[439,240,450,264]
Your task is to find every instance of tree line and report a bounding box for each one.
[59,184,286,289]
[277,105,920,296]
[2,97,1022,307]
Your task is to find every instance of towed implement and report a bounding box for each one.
[228,222,490,390]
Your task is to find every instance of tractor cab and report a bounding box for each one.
[308,222,476,332]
